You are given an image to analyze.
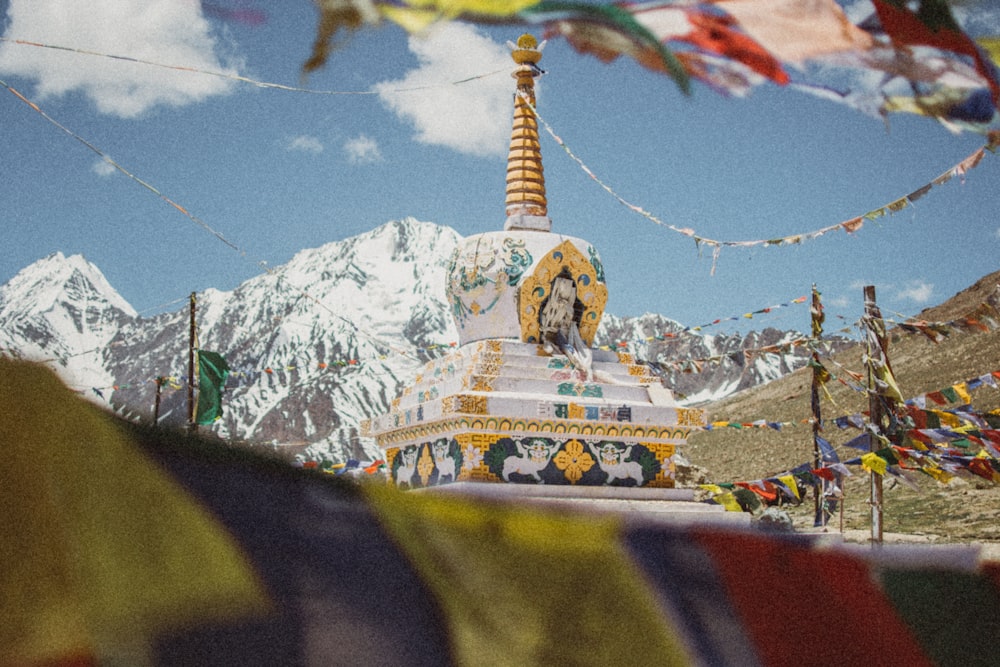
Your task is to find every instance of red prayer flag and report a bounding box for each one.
[872,0,1000,104]
[680,10,789,84]
[811,467,836,481]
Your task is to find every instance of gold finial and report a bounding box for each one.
[504,33,549,232]
[511,34,542,66]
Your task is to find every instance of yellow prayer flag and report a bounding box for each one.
[933,410,963,428]
[888,197,909,213]
[922,465,954,484]
[777,474,800,500]
[383,0,540,28]
[980,37,1000,67]
[714,492,744,512]
[0,360,269,666]
[366,483,694,665]
[953,383,971,404]
[861,452,887,476]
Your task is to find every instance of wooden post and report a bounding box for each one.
[187,292,197,432]
[863,285,884,544]
[810,284,825,527]
[153,376,164,424]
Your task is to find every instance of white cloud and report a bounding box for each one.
[848,279,889,292]
[92,157,117,177]
[896,280,934,304]
[288,135,324,153]
[0,0,240,118]
[373,23,513,157]
[344,134,382,164]
[827,295,850,308]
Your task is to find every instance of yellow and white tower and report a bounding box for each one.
[505,34,549,231]
[363,35,706,491]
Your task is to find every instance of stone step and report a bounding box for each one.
[452,376,654,402]
[421,482,752,527]
[371,387,701,436]
[414,356,655,388]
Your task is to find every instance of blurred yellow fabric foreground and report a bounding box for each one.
[0,359,268,666]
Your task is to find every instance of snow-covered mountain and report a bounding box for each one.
[1,218,821,461]
[0,252,136,396]
[596,313,815,403]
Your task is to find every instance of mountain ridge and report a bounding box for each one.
[2,217,826,461]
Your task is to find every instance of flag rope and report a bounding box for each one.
[521,91,1000,272]
[0,78,424,360]
[0,36,506,94]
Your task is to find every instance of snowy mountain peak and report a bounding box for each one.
[0,252,136,401]
[1,252,136,319]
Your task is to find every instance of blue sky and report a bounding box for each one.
[1,0,998,338]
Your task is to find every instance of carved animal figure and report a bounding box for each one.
[502,438,559,482]
[395,445,419,487]
[588,442,644,486]
[431,438,456,482]
[539,271,593,381]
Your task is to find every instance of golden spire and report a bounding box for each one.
[504,34,550,232]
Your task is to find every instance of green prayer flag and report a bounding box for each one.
[940,386,960,403]
[196,351,230,425]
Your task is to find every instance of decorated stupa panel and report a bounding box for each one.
[384,429,680,489]
[446,231,607,345]
[518,239,607,346]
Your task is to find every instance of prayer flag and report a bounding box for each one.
[861,452,888,476]
[715,0,873,63]
[9,359,1000,666]
[816,436,839,463]
[196,350,230,424]
[776,474,800,500]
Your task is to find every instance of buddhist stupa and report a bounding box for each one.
[363,35,706,490]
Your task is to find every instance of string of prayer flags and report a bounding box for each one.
[871,0,1000,105]
[700,367,1000,440]
[304,0,1000,131]
[701,431,1000,512]
[699,369,1000,505]
[905,370,1000,410]
[294,457,386,475]
[82,338,461,397]
[662,295,809,336]
[29,0,997,136]
[892,291,1000,343]
[1,78,453,370]
[640,335,814,374]
[598,296,808,358]
[529,87,998,268]
[0,36,506,96]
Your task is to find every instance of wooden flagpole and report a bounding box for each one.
[153,376,164,424]
[810,284,825,527]
[188,292,197,432]
[863,285,884,544]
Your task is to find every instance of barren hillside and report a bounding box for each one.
[686,271,1000,543]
